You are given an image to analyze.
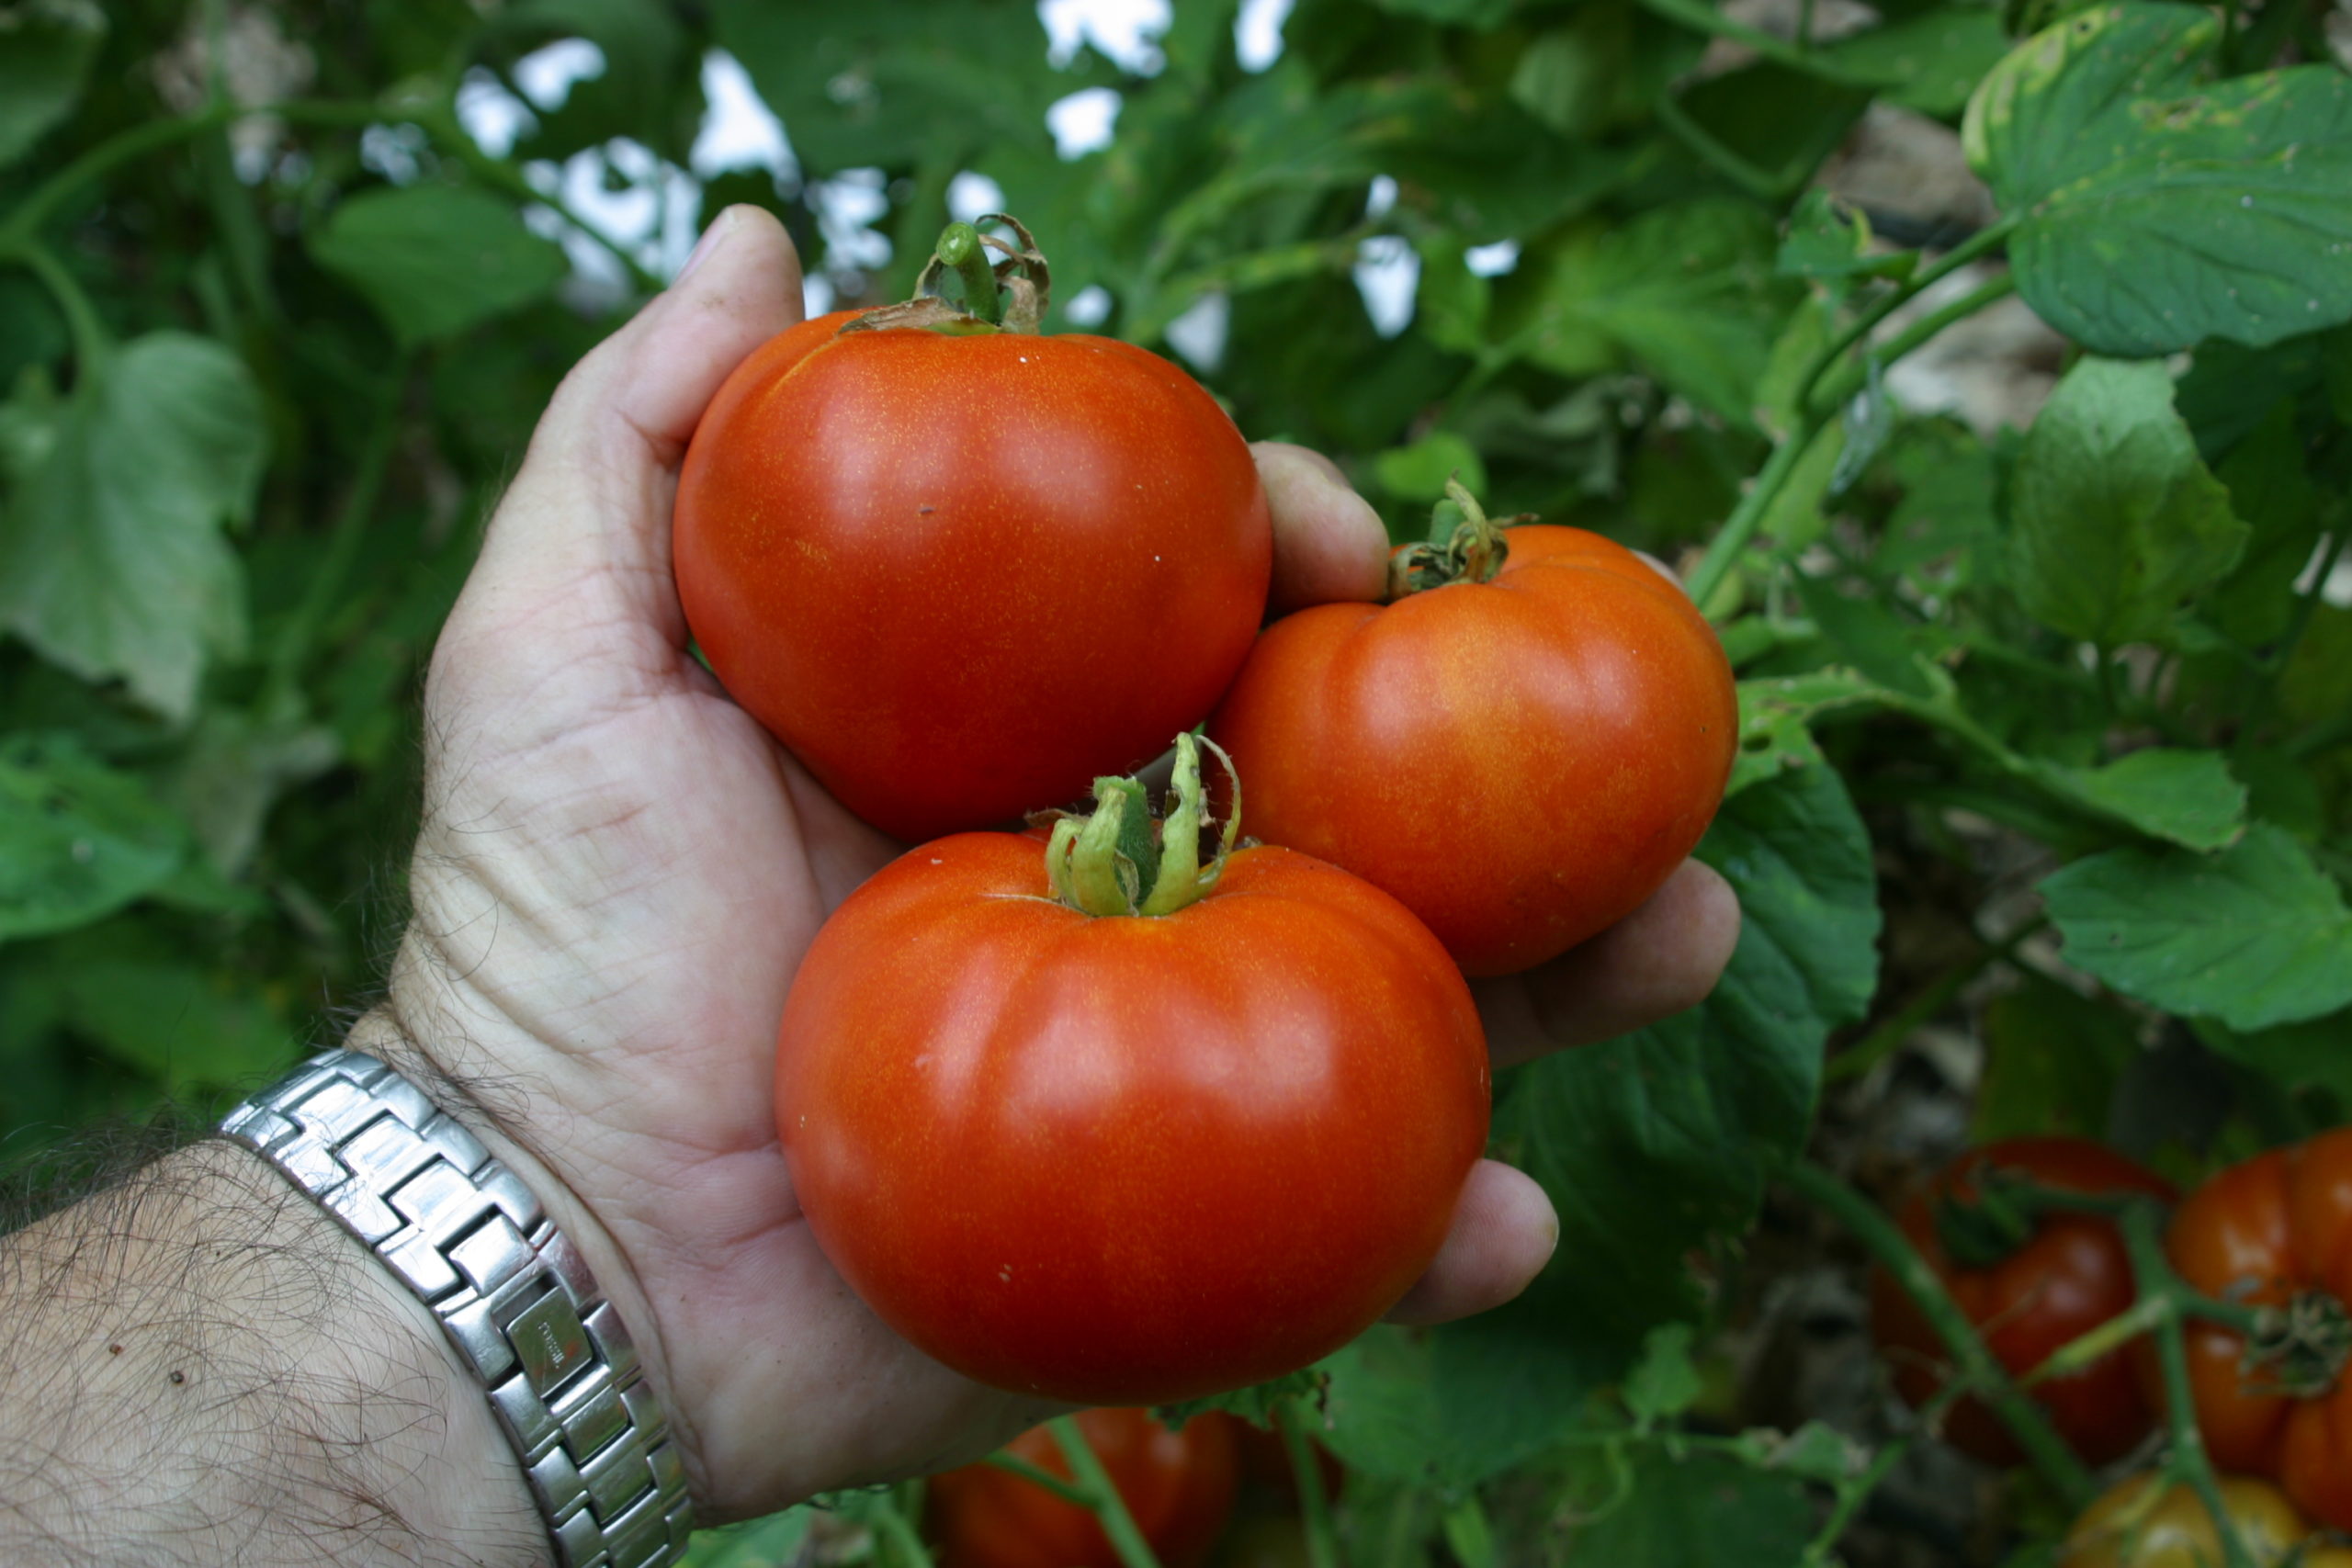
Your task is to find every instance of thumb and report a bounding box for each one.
[451,205,805,656]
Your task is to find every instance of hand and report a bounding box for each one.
[379,205,1740,1520]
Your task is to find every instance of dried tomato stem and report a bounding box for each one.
[1385,476,1525,600]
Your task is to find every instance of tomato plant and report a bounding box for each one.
[775,737,1489,1402]
[925,1409,1240,1568]
[1870,1136,2176,1464]
[2059,1473,2343,1568]
[1206,483,1736,976]
[2159,1127,2352,1531]
[673,222,1272,842]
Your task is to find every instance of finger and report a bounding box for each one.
[1384,1160,1558,1325]
[1252,441,1388,614]
[451,206,805,654]
[1472,860,1743,1067]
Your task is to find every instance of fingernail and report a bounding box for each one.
[676,209,733,286]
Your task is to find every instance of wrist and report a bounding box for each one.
[0,1139,541,1566]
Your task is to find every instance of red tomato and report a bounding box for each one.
[673,309,1272,841]
[1204,523,1735,976]
[1870,1136,2176,1465]
[775,828,1490,1403]
[2159,1128,2352,1531]
[927,1409,1239,1568]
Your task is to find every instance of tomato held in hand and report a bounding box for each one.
[1205,484,1735,976]
[2158,1127,2352,1531]
[776,737,1490,1403]
[2060,1473,2337,1568]
[674,220,1271,841]
[927,1409,1240,1568]
[1869,1136,2176,1466]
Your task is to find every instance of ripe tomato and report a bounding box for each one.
[1204,505,1734,976]
[1869,1136,2176,1465]
[926,1409,1239,1568]
[2060,1473,2335,1568]
[775,739,1490,1403]
[673,291,1272,842]
[2158,1127,2352,1531]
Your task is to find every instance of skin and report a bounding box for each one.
[0,204,1743,1561]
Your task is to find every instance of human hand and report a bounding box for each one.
[378,206,1738,1521]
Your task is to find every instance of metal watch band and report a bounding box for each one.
[220,1047,695,1568]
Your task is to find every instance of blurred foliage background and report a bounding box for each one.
[8,0,2352,1559]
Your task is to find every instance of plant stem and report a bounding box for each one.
[1782,1158,2097,1511]
[1049,1416,1166,1568]
[1794,218,2017,414]
[1825,916,2048,1084]
[1277,1400,1343,1568]
[874,1482,936,1568]
[424,108,666,294]
[1633,0,1877,84]
[982,1451,1096,1508]
[1656,94,1787,201]
[1683,409,1827,611]
[1811,272,2018,415]
[2118,1203,2259,1568]
[3,239,110,366]
[1799,1377,1970,1568]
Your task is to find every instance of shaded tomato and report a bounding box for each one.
[2060,1472,2331,1568]
[927,1409,1239,1568]
[775,792,1490,1403]
[1205,520,1734,976]
[673,307,1271,841]
[1870,1136,2176,1465]
[2157,1127,2352,1531]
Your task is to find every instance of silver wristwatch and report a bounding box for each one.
[220,1048,695,1568]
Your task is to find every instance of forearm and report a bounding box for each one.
[0,1139,542,1566]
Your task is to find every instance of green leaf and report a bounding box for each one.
[0,735,188,942]
[29,922,293,1090]
[0,333,266,720]
[1623,1323,1703,1427]
[1973,976,2141,1140]
[1367,0,1521,26]
[679,1506,816,1568]
[2007,356,2247,647]
[1564,1450,1815,1567]
[1730,669,1902,795]
[2197,1009,2352,1108]
[1792,572,1943,698]
[1414,233,1491,355]
[493,0,686,159]
[2041,824,2352,1031]
[2034,747,2247,851]
[1833,7,2011,118]
[309,186,568,344]
[0,0,106,167]
[164,707,341,878]
[1500,202,1803,426]
[1493,762,1878,1370]
[1963,3,2352,355]
[2208,400,2322,647]
[1777,191,1917,283]
[1508,4,1698,140]
[1373,433,1487,504]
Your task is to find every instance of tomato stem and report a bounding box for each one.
[1048,734,1240,919]
[934,221,1004,326]
[1275,1399,1342,1568]
[1385,476,1528,600]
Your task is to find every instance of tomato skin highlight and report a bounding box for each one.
[926,1409,1239,1568]
[1205,525,1736,976]
[2159,1127,2352,1532]
[674,311,1272,841]
[1869,1136,2176,1466]
[775,832,1491,1404]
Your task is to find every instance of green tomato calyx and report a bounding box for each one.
[1045,733,1242,919]
[842,213,1053,338]
[1386,476,1531,600]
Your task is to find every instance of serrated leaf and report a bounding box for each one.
[2035,747,2247,850]
[1499,202,1803,426]
[309,186,567,344]
[2208,400,2322,647]
[0,735,188,942]
[2007,356,2247,646]
[0,0,106,167]
[1492,762,1878,1371]
[0,333,265,720]
[2041,824,2352,1031]
[1963,3,2352,354]
[1730,670,1901,795]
